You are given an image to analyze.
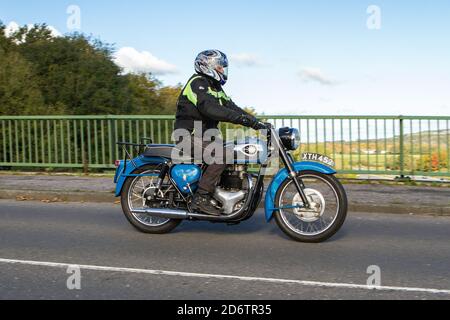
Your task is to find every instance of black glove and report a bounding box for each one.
[239,114,258,128]
[239,114,268,130]
[252,121,268,130]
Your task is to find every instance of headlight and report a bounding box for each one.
[278,127,301,151]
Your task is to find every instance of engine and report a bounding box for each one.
[214,165,250,215]
[219,165,247,191]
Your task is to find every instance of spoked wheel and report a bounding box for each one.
[274,171,347,243]
[121,165,181,234]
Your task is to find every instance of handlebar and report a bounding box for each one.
[253,121,273,131]
[263,122,273,129]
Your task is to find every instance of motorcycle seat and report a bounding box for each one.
[142,144,193,162]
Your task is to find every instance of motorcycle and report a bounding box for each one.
[113,124,348,243]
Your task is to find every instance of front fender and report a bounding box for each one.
[264,161,337,221]
[114,156,167,197]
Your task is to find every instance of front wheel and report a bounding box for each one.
[274,171,347,243]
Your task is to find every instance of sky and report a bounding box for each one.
[1,0,450,116]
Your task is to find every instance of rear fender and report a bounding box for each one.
[114,156,168,197]
[264,161,337,221]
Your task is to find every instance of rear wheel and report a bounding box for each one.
[274,171,347,243]
[121,165,182,234]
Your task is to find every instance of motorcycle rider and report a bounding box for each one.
[174,50,266,216]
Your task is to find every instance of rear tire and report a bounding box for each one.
[274,171,347,243]
[121,165,182,234]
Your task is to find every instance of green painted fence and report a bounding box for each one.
[0,115,449,177]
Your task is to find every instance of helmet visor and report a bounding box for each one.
[222,66,228,80]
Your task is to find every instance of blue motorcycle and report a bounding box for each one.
[114,124,348,243]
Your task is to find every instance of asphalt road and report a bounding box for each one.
[1,200,450,300]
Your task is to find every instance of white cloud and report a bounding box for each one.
[298,67,339,86]
[46,25,62,37]
[114,47,177,75]
[230,53,262,67]
[5,21,20,37]
[4,21,61,38]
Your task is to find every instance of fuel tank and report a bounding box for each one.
[224,137,268,164]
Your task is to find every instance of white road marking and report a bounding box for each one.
[1,258,450,295]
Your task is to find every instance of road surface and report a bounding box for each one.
[0,200,449,300]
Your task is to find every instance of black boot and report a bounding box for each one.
[192,191,221,216]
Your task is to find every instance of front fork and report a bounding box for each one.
[271,128,311,209]
[282,153,311,209]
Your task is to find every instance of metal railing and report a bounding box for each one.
[0,115,449,177]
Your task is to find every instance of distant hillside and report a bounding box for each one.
[401,130,450,146]
[300,130,449,155]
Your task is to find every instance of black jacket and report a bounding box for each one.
[174,74,256,133]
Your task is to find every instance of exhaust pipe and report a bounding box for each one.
[131,208,189,220]
[131,207,237,222]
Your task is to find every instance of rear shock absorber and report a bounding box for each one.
[150,163,170,198]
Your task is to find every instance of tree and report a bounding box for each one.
[0,23,45,115]
[156,85,182,115]
[0,22,182,116]
[17,29,132,115]
[0,22,14,55]
[125,74,163,114]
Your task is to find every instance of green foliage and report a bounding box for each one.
[124,74,180,115]
[0,22,181,116]
[0,49,45,115]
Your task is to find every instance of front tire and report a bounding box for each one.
[274,171,347,243]
[121,165,182,234]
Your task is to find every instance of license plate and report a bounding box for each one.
[301,153,335,167]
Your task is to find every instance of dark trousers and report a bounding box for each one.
[191,137,228,194]
[198,163,227,193]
